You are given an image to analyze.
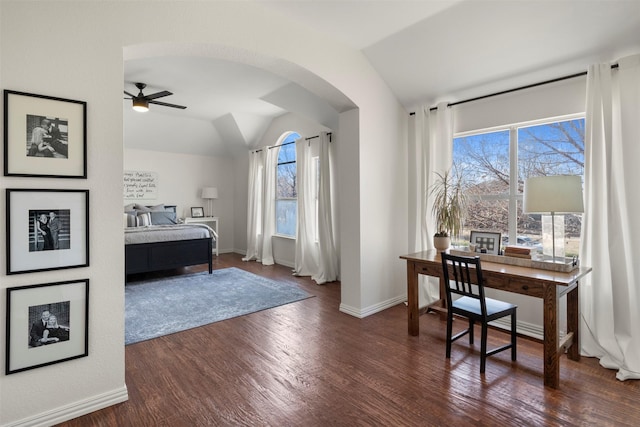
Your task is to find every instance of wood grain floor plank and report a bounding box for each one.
[56,254,640,427]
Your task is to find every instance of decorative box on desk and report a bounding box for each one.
[449,249,579,273]
[184,216,218,256]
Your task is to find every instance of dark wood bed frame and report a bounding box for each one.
[124,205,213,277]
[125,237,213,276]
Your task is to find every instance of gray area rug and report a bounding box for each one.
[125,267,312,345]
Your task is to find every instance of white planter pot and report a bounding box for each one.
[433,236,451,251]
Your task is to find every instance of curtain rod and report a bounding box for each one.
[252,132,332,153]
[409,63,619,115]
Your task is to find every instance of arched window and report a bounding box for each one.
[275,132,300,237]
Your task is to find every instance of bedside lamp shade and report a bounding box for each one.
[523,175,584,263]
[201,187,218,200]
[201,187,218,217]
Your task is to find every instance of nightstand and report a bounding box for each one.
[184,216,218,256]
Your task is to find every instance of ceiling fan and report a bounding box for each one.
[124,82,187,112]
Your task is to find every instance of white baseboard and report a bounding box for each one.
[490,318,545,341]
[275,259,295,269]
[217,248,241,255]
[340,295,406,318]
[3,386,128,427]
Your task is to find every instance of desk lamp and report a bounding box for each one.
[523,175,584,263]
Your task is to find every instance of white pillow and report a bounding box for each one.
[136,212,152,226]
[125,212,137,228]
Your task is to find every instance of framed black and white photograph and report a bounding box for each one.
[6,189,89,274]
[191,207,204,218]
[4,90,87,178]
[6,279,89,375]
[470,230,502,255]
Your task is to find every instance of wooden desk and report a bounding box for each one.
[400,250,592,389]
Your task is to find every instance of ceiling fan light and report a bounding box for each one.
[132,98,149,112]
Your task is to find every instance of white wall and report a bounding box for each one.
[124,149,235,252]
[0,2,408,425]
[453,76,587,133]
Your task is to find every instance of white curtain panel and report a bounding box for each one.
[315,132,339,283]
[294,137,320,277]
[294,133,339,284]
[413,102,453,304]
[259,146,279,265]
[243,150,265,262]
[582,53,640,380]
[408,108,430,253]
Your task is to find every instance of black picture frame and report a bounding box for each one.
[6,279,89,375]
[191,207,204,218]
[4,90,87,178]
[470,230,502,255]
[6,189,89,274]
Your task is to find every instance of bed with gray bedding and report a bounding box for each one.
[124,204,215,277]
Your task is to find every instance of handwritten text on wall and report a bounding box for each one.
[124,170,158,199]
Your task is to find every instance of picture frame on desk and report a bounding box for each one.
[469,230,501,255]
[190,207,204,218]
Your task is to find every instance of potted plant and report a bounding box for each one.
[430,169,467,251]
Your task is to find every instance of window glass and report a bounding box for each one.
[455,130,510,241]
[454,117,584,256]
[455,130,510,197]
[275,132,300,237]
[517,119,584,256]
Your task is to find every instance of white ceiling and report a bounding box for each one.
[124,0,640,156]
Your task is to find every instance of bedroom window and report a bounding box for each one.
[275,132,300,237]
[453,115,585,256]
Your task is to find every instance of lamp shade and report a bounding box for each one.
[201,187,218,199]
[523,175,584,214]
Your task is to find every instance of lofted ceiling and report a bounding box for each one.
[124,0,640,157]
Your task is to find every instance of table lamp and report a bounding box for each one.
[523,175,584,263]
[201,187,218,217]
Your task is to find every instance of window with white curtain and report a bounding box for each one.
[453,115,585,255]
[275,132,300,237]
[313,156,320,242]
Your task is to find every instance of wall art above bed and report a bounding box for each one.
[123,170,158,200]
[3,90,87,178]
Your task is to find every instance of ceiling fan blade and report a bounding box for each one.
[144,90,172,100]
[149,100,187,109]
[124,90,136,97]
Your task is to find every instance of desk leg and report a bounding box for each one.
[543,284,560,388]
[407,261,419,336]
[567,284,580,361]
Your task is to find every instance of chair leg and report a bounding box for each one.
[511,310,517,361]
[468,318,475,345]
[446,311,453,358]
[480,323,488,374]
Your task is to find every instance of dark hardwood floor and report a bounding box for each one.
[58,253,640,426]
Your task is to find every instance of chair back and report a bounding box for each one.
[441,252,487,316]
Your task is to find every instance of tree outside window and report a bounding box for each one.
[276,132,300,237]
[453,116,584,256]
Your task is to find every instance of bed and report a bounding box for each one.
[124,204,215,276]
